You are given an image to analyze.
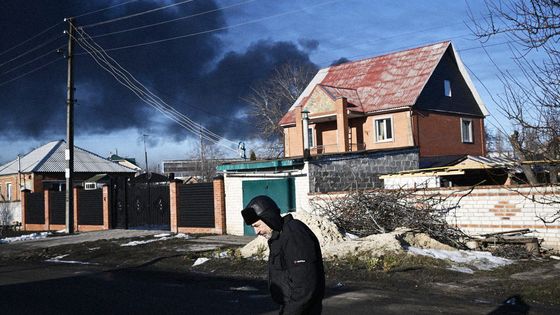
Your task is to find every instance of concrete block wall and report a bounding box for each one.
[308,148,419,192]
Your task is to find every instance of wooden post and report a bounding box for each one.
[73,186,81,232]
[169,180,180,233]
[21,189,30,230]
[213,175,226,234]
[102,185,110,230]
[44,190,50,231]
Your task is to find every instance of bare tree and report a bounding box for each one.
[469,0,560,184]
[0,194,13,237]
[185,143,225,182]
[243,62,317,157]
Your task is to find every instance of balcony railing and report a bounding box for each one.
[309,142,366,155]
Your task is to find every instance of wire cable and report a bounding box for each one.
[71,25,240,151]
[0,35,64,69]
[0,45,64,77]
[82,0,196,28]
[0,57,62,88]
[74,0,140,18]
[0,22,63,58]
[89,0,258,39]
[80,0,341,53]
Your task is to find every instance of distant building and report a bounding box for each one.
[109,154,142,173]
[0,140,137,200]
[162,158,242,181]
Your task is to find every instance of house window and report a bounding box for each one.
[307,127,314,147]
[461,118,473,143]
[375,117,393,142]
[444,80,452,97]
[6,183,12,201]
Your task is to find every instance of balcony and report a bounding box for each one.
[309,142,366,156]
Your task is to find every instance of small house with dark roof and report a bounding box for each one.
[0,140,137,201]
[280,41,489,160]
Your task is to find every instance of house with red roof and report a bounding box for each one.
[280,41,489,161]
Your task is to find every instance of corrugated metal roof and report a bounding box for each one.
[279,41,488,126]
[0,140,137,175]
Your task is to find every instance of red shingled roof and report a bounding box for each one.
[279,41,451,125]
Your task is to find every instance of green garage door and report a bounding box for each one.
[242,178,295,236]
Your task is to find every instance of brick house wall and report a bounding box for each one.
[414,110,485,157]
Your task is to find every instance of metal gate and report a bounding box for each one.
[242,178,295,236]
[126,182,170,230]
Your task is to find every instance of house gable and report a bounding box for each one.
[414,47,484,117]
[303,85,337,115]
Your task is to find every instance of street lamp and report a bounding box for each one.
[302,109,310,159]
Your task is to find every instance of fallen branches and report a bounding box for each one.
[311,187,470,249]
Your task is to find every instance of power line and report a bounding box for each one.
[0,22,62,58]
[74,0,140,18]
[71,24,240,152]
[0,57,62,88]
[78,0,341,53]
[89,0,258,39]
[0,35,64,69]
[0,45,64,77]
[82,0,196,28]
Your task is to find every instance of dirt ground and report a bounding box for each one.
[1,233,560,314]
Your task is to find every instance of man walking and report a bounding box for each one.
[242,195,325,315]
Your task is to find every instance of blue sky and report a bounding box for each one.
[0,0,526,167]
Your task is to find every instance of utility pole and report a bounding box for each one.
[199,126,205,181]
[143,134,149,173]
[64,18,75,234]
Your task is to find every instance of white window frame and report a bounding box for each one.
[6,182,12,201]
[461,118,474,143]
[374,115,394,143]
[444,80,452,97]
[307,125,315,148]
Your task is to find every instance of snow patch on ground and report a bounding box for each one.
[0,232,51,244]
[407,246,512,270]
[120,233,191,247]
[45,254,99,265]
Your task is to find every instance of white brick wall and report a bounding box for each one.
[308,186,560,251]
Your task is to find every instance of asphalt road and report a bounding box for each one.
[1,261,555,315]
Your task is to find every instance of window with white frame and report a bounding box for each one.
[444,80,452,97]
[6,183,12,201]
[374,117,393,142]
[461,118,473,143]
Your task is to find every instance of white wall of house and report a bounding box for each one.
[223,163,310,236]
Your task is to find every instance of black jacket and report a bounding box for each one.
[268,214,325,315]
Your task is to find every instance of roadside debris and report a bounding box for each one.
[467,229,541,258]
[241,211,513,271]
[192,257,210,267]
[311,188,470,249]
